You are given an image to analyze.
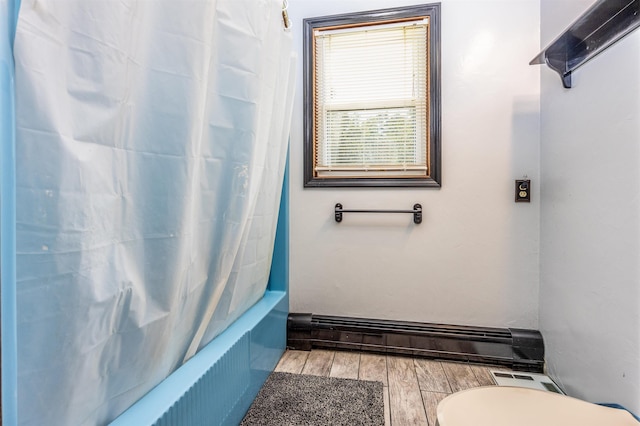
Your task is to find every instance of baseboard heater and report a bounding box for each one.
[287,313,544,373]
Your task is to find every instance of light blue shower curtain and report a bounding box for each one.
[12,0,295,424]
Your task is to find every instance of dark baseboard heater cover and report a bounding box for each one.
[287,313,544,373]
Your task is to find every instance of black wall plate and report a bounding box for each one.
[515,179,531,202]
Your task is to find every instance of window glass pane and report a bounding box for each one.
[323,107,420,167]
[315,21,428,174]
[318,24,427,104]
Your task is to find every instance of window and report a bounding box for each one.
[303,4,441,187]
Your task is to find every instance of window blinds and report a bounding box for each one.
[314,19,429,177]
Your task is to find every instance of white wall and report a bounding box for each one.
[288,0,541,328]
[539,0,640,413]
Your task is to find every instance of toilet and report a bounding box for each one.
[436,386,639,426]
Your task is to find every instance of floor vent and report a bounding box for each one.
[490,370,564,394]
[287,313,544,372]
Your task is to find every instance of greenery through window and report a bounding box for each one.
[303,4,441,187]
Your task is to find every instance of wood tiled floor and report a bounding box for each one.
[275,349,512,426]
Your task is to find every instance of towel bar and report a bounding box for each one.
[334,203,422,224]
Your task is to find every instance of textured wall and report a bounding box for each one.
[288,0,541,328]
[539,0,640,412]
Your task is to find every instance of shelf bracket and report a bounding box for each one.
[546,56,572,89]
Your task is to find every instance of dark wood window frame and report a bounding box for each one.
[303,3,441,188]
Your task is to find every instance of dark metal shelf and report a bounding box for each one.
[530,0,640,88]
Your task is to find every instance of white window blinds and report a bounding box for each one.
[314,19,430,177]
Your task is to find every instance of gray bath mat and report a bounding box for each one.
[240,372,384,425]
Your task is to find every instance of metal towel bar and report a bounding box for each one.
[334,203,422,224]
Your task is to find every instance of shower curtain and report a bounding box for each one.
[12,0,295,424]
